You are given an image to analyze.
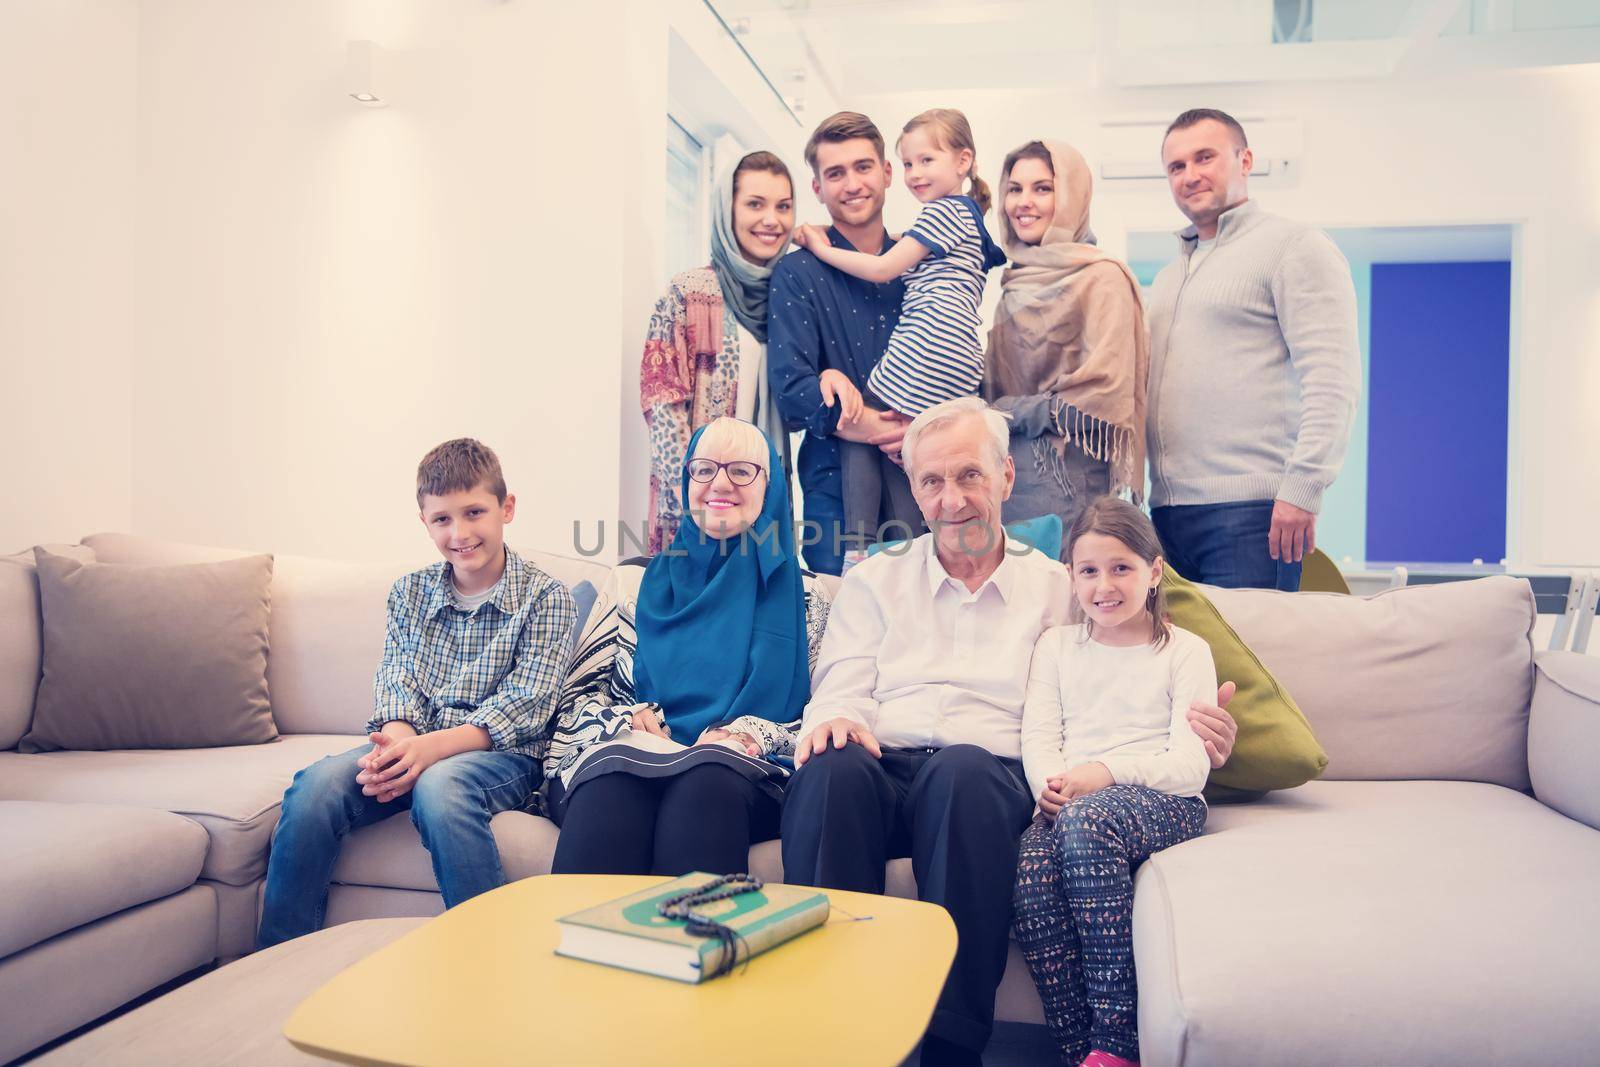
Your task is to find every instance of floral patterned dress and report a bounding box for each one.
[640,268,745,555]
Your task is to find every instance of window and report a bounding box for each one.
[664,115,707,283]
[1126,224,1514,566]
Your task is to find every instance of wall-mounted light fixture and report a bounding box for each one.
[347,40,388,108]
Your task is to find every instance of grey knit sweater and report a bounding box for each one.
[1145,199,1360,514]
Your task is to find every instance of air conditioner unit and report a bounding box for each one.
[1095,115,1302,186]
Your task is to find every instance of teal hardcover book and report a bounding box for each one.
[554,872,830,983]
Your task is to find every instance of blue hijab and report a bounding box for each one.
[633,424,809,743]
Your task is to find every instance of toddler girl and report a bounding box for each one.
[792,108,1006,554]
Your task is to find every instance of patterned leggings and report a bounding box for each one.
[1013,785,1208,1062]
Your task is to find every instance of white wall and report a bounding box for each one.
[130,0,642,566]
[3,0,813,568]
[0,1,139,550]
[859,63,1600,567]
[613,1,822,546]
[3,0,824,565]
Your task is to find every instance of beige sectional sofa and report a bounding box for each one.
[4,532,1599,1065]
[0,533,608,1062]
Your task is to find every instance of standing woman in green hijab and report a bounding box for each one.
[640,151,795,555]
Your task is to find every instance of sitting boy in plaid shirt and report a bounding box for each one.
[258,438,575,949]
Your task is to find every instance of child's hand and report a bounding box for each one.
[1038,781,1070,820]
[791,223,828,251]
[358,731,394,776]
[819,369,864,423]
[356,723,417,782]
[1060,762,1115,801]
[358,732,451,802]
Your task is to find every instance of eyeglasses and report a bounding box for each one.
[686,459,765,486]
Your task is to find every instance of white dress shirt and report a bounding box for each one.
[801,534,1073,759]
[1020,623,1216,804]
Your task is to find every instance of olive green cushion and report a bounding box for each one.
[1163,568,1328,796]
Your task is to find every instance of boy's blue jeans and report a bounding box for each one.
[257,743,540,949]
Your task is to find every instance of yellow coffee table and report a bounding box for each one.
[284,874,957,1066]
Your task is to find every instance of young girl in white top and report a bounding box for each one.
[791,108,1007,556]
[1014,496,1215,1067]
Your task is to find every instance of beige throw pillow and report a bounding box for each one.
[0,544,98,749]
[19,548,277,752]
[1200,575,1536,790]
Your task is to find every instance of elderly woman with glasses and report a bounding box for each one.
[546,417,833,876]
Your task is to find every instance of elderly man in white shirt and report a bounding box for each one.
[781,396,1238,1067]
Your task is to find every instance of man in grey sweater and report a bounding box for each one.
[1145,108,1359,590]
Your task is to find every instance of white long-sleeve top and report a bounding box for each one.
[800,534,1072,759]
[1021,623,1216,804]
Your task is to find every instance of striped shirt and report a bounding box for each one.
[367,547,576,759]
[867,194,1007,415]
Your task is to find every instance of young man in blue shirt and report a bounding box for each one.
[767,111,915,575]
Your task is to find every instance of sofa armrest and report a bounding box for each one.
[1529,651,1600,829]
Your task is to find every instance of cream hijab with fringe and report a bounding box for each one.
[984,140,1149,502]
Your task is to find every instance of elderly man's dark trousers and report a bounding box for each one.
[780,742,1034,1055]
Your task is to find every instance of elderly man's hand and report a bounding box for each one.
[794,717,882,767]
[1187,681,1238,768]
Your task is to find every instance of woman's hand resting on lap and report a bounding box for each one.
[698,727,761,757]
[629,705,671,739]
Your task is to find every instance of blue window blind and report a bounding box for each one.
[1365,261,1510,563]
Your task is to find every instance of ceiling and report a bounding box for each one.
[707,0,1600,104]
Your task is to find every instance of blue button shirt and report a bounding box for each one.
[767,228,905,571]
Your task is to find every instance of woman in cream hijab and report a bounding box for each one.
[983,140,1149,553]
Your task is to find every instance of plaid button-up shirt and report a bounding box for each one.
[366,547,576,759]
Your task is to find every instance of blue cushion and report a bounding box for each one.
[567,579,598,648]
[865,513,1063,561]
[1004,513,1063,560]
